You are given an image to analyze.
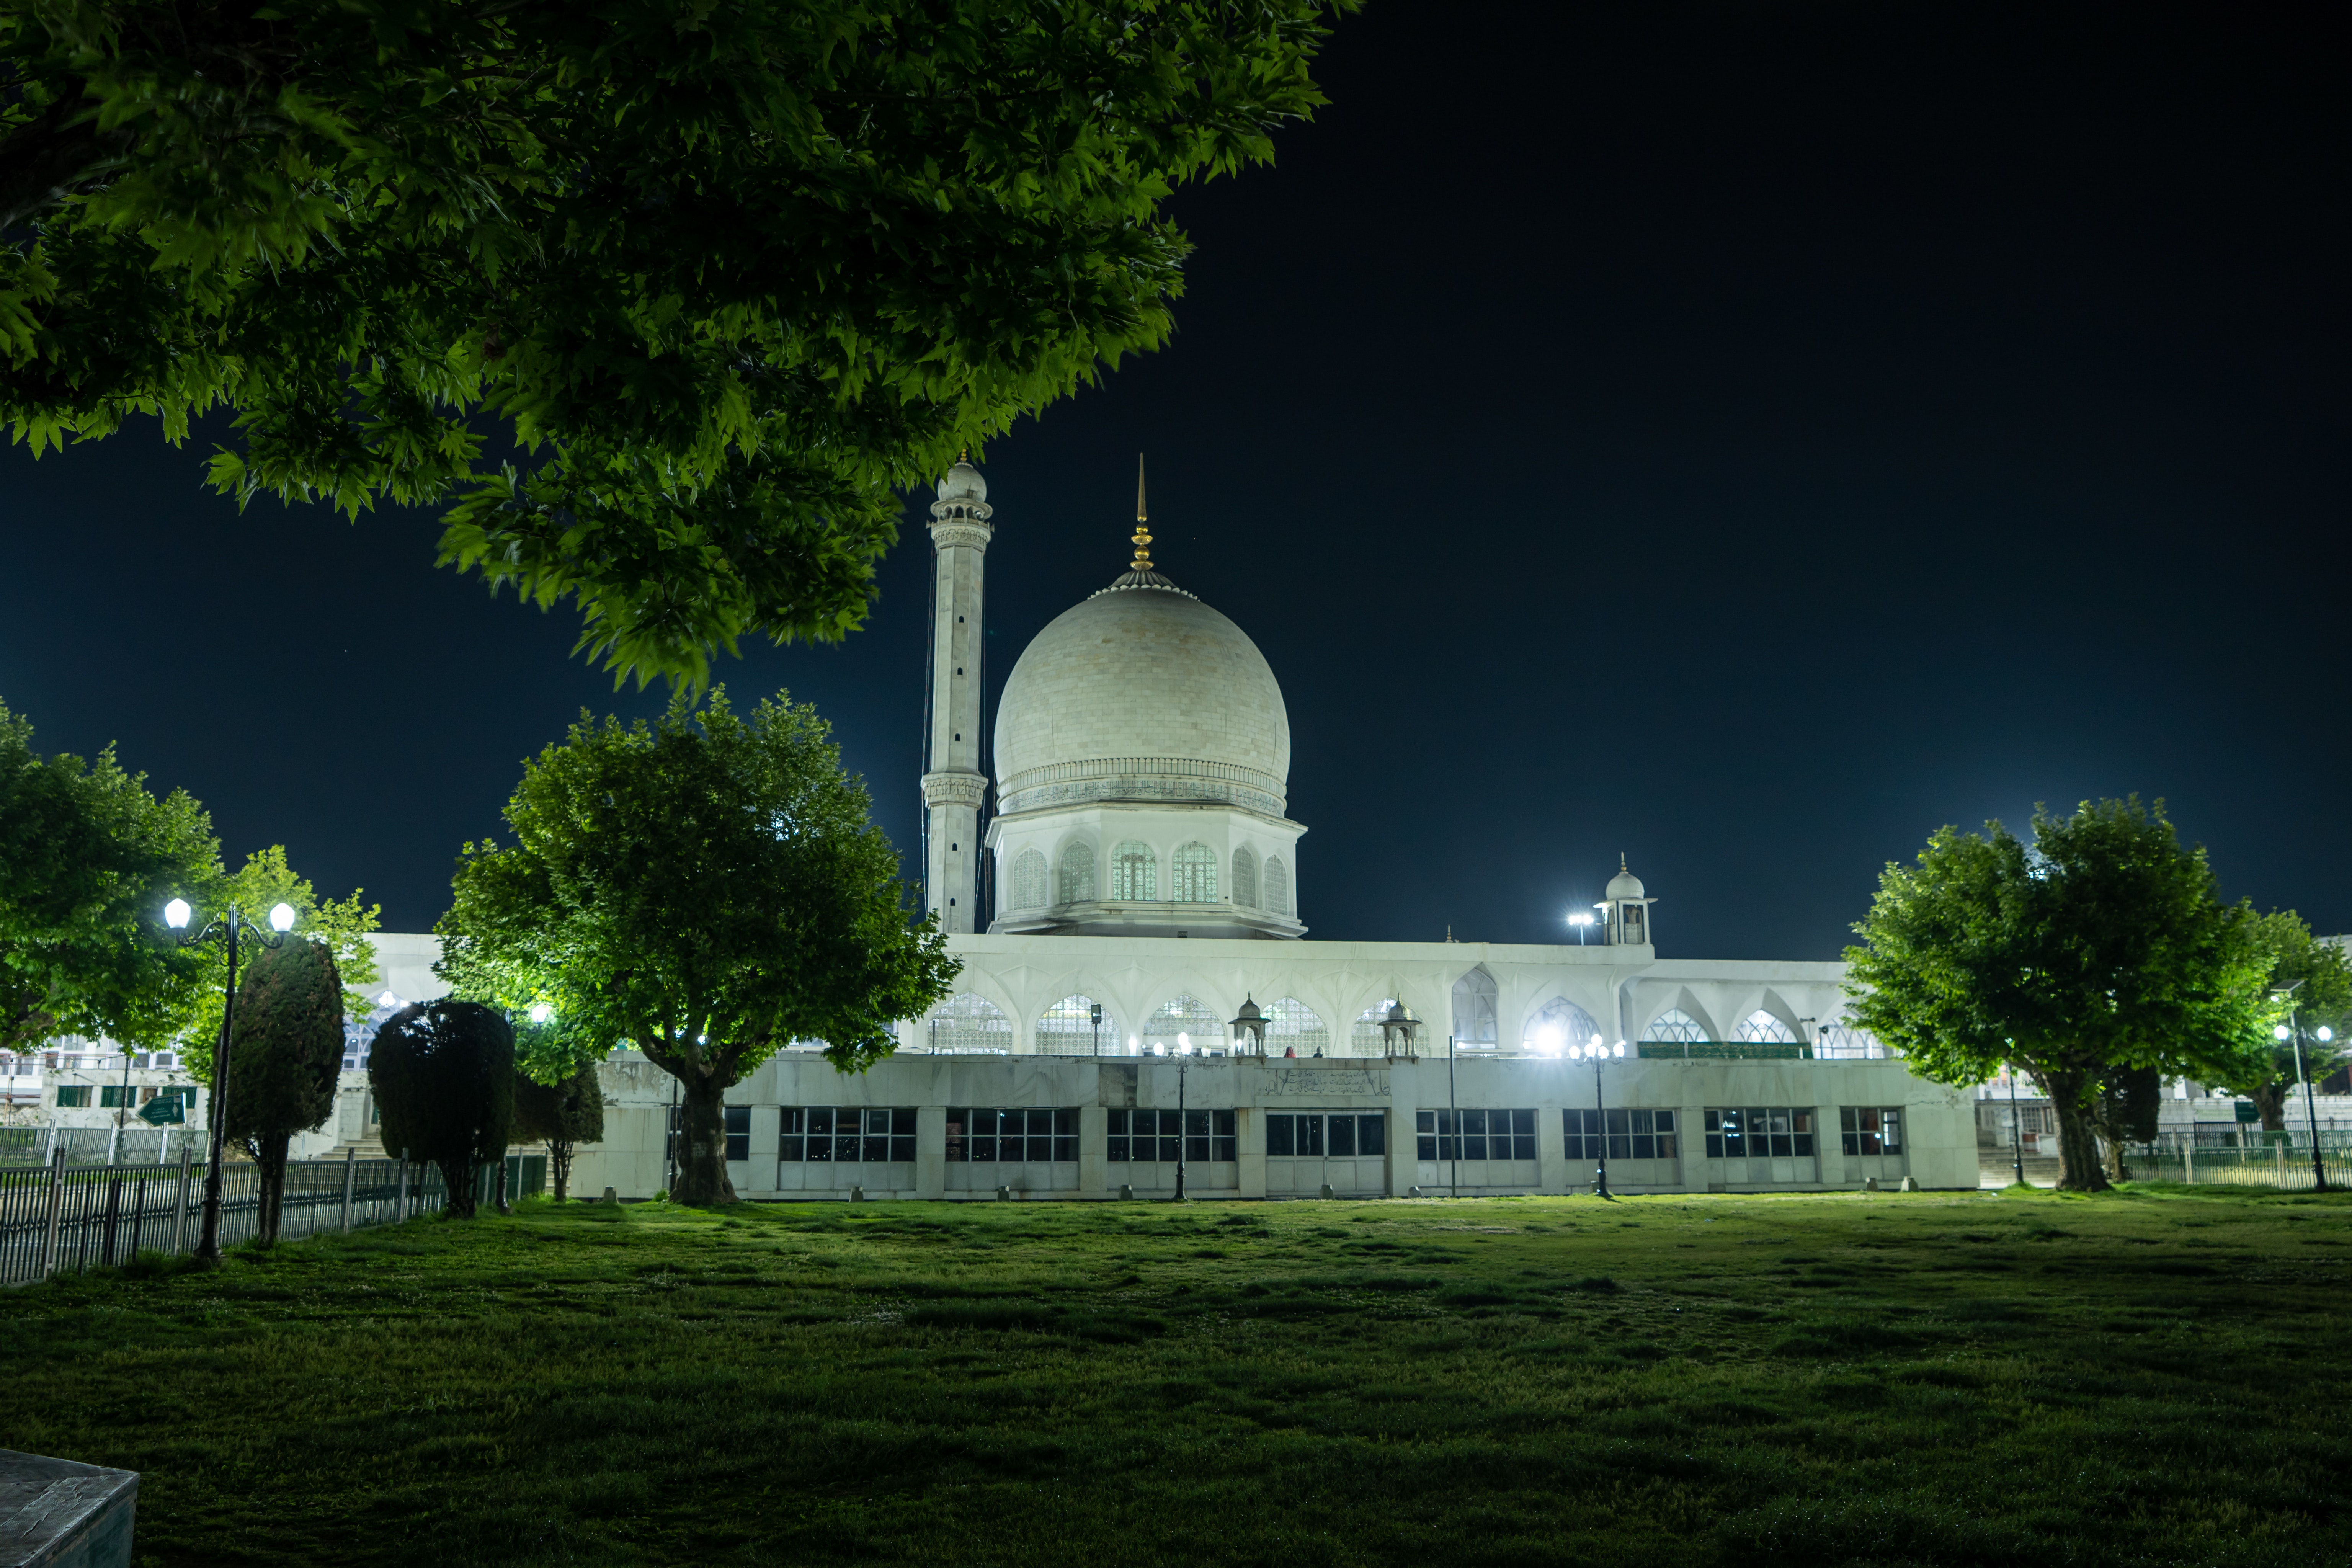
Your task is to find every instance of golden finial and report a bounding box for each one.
[1129,453,1153,572]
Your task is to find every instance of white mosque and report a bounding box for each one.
[542,458,1970,1202]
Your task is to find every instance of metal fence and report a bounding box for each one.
[2119,1142,2352,1191]
[0,1152,458,1285]
[0,1125,200,1167]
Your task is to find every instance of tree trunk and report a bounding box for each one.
[671,1070,737,1206]
[550,1138,573,1202]
[493,1157,511,1215]
[2043,1071,2113,1193]
[2252,1081,2287,1133]
[440,1155,477,1218]
[255,1131,291,1245]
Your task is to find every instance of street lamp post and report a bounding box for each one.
[1568,911,1593,947]
[2274,1019,2333,1193]
[1173,1035,1191,1202]
[2006,1060,2025,1186]
[1091,1003,1102,1059]
[164,897,295,1265]
[1583,1036,1624,1199]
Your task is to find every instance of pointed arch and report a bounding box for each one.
[1351,999,1407,1055]
[1643,1008,1707,1043]
[1736,1010,1795,1044]
[1170,842,1217,903]
[926,993,1013,1054]
[1141,993,1224,1053]
[1036,994,1115,1054]
[1232,845,1258,909]
[1262,997,1329,1057]
[1112,840,1156,901]
[1450,967,1499,1047]
[1011,849,1048,910]
[1264,854,1290,916]
[1057,841,1096,904]
[1523,996,1602,1053]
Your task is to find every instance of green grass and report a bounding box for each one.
[8,1185,2350,1567]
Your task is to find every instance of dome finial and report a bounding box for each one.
[1129,453,1154,573]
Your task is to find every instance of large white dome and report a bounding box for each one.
[994,583,1291,817]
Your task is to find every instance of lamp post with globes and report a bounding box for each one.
[163,896,296,1265]
[1579,1035,1626,1199]
[1568,911,1594,946]
[2273,1018,2334,1192]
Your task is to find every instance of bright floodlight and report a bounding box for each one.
[268,903,296,932]
[2321,1027,2336,1043]
[1539,1026,1563,1056]
[528,1003,554,1024]
[378,991,399,1007]
[2274,1024,2293,1041]
[1568,911,1592,927]
[163,898,191,929]
[1612,1042,1625,1058]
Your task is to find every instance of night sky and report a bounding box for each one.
[2,2,2344,957]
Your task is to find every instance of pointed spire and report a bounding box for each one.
[1129,452,1154,573]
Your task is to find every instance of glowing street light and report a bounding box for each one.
[162,896,292,1264]
[1581,1034,1627,1199]
[2273,998,2333,1191]
[1568,911,1594,947]
[528,1003,554,1024]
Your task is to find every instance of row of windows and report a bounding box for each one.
[1267,1112,1387,1158]
[712,1104,1903,1166]
[1564,1108,1678,1161]
[1108,1109,1237,1163]
[947,1108,1078,1163]
[49,1085,187,1109]
[1416,1109,1541,1163]
[1006,842,1292,915]
[1705,1107,1817,1158]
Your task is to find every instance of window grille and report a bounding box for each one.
[1112,840,1156,901]
[1264,855,1290,916]
[1839,1107,1903,1155]
[1817,1022,1888,1059]
[1564,1108,1677,1161]
[99,1085,131,1108]
[1261,997,1330,1057]
[1523,995,1602,1053]
[1643,1008,1707,1043]
[1109,1109,1235,1163]
[1232,846,1258,908]
[1035,995,1113,1054]
[1170,842,1217,903]
[1058,841,1096,904]
[946,1108,1077,1163]
[1414,1109,1538,1162]
[781,1107,917,1162]
[1704,1107,1816,1158]
[56,1086,91,1107]
[1011,849,1048,910]
[1451,969,1499,1046]
[926,992,1014,1054]
[1736,1011,1796,1044]
[1141,994,1224,1054]
[1266,1112,1384,1159]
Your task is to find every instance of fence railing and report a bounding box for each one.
[2119,1143,2352,1191]
[0,1125,202,1167]
[0,1152,456,1286]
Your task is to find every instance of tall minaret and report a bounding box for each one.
[922,457,993,932]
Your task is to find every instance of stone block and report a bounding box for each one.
[0,1449,137,1568]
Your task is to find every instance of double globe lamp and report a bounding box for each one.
[163,896,296,1264]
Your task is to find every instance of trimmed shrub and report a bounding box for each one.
[368,1001,514,1218]
[222,939,345,1243]
[513,1063,605,1201]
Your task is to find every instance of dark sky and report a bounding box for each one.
[3,1,2344,956]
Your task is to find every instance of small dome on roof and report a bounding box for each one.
[936,459,987,505]
[1605,858,1646,901]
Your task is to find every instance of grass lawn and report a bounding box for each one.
[7,1185,2350,1567]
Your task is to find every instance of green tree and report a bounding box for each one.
[438,688,955,1204]
[368,1000,515,1219]
[221,938,345,1243]
[2227,911,2352,1132]
[1845,797,2275,1192]
[0,699,220,1055]
[177,846,381,1086]
[0,0,1351,690]
[513,1061,606,1204]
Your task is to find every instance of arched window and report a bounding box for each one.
[1351,999,1407,1055]
[1523,996,1602,1053]
[1058,841,1095,905]
[1010,849,1048,910]
[1643,1008,1707,1043]
[1232,846,1258,909]
[1817,1021,1888,1059]
[1112,840,1156,901]
[1264,855,1290,916]
[1262,997,1329,1057]
[927,993,1013,1054]
[1736,1010,1795,1044]
[1451,969,1498,1047]
[1170,842,1217,903]
[1140,994,1224,1055]
[1036,994,1115,1054]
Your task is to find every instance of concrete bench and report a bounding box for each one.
[0,1449,137,1568]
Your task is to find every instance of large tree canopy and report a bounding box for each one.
[1844,797,2275,1192]
[0,697,219,1054]
[437,686,955,1204]
[0,0,1351,687]
[2228,910,2352,1132]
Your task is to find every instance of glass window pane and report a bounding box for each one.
[1462,1110,1486,1136]
[1159,1135,1181,1162]
[1418,1134,1438,1161]
[810,1108,835,1136]
[863,1136,889,1161]
[1301,1116,1324,1157]
[1655,1109,1675,1134]
[971,1133,996,1162]
[1054,1136,1076,1161]
[1108,1137,1130,1163]
[891,1135,916,1162]
[1463,1131,1487,1161]
[1214,1110,1236,1137]
[1211,1137,1236,1162]
[1328,1116,1356,1157]
[1417,1111,1436,1134]
[836,1132,862,1161]
[1605,1108,1629,1135]
[1108,1109,1129,1136]
[1360,1116,1386,1156]
[779,1135,804,1161]
[1514,1134,1537,1161]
